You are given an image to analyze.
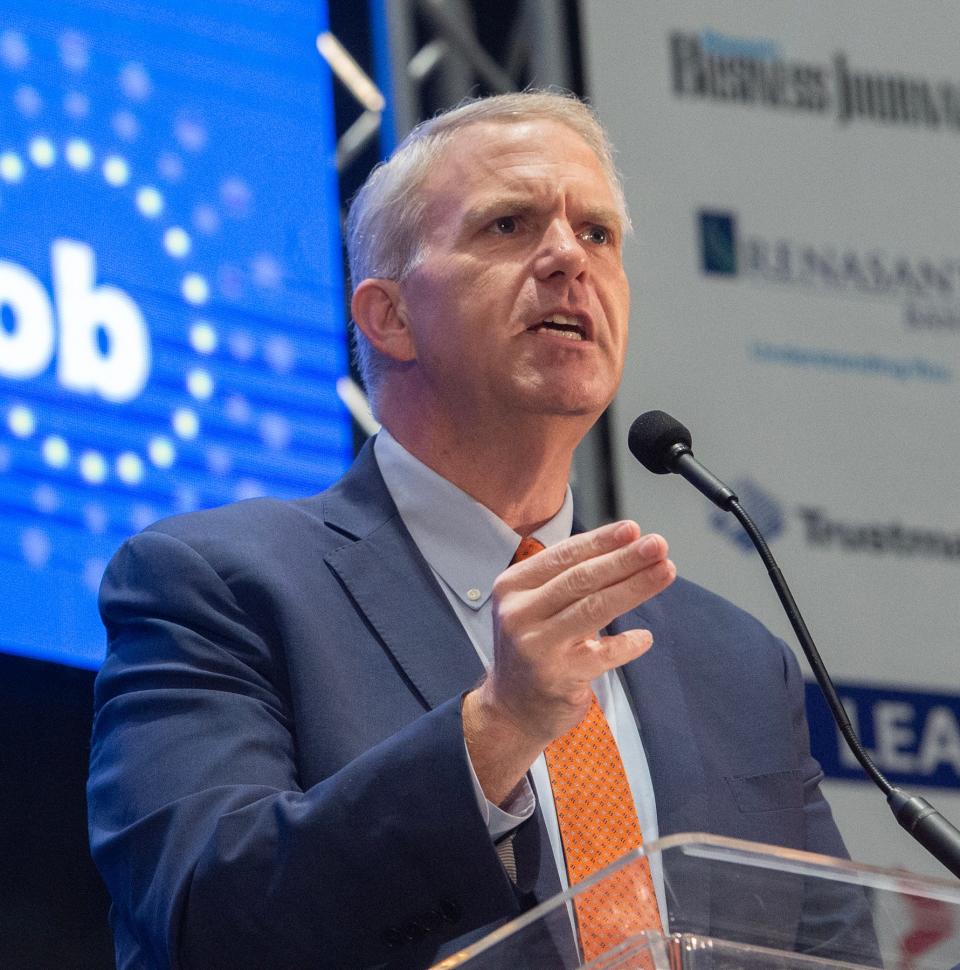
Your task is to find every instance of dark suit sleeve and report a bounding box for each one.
[88,529,522,970]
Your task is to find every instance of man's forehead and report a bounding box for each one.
[439,117,600,173]
[421,118,619,216]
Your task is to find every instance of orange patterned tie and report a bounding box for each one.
[511,536,663,962]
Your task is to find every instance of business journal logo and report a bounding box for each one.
[672,29,960,135]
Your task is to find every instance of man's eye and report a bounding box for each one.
[493,216,517,234]
[581,225,610,245]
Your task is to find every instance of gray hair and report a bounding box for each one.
[345,90,629,412]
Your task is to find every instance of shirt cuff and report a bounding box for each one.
[464,739,536,841]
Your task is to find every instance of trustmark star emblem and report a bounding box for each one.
[710,478,786,552]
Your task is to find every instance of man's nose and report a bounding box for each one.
[533,219,588,280]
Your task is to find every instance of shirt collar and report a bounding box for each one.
[374,428,573,611]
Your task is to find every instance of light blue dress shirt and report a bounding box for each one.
[374,429,666,920]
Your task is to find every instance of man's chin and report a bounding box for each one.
[517,392,611,422]
[496,371,618,424]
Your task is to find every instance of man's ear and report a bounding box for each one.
[351,279,416,363]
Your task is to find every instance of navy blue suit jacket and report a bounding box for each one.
[88,440,866,969]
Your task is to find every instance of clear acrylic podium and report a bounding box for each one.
[432,833,960,969]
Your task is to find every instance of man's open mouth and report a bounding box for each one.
[528,313,587,341]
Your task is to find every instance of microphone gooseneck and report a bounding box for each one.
[628,410,960,880]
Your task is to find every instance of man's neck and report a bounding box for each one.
[383,417,581,535]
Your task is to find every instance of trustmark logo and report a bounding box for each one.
[704,477,960,565]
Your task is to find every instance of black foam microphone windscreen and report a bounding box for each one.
[627,410,692,475]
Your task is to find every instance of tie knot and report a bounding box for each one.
[511,536,546,565]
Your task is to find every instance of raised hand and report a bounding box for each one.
[462,520,675,805]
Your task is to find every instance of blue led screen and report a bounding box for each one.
[0,0,352,668]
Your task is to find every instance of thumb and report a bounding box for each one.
[594,628,654,671]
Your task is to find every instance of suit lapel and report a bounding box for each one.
[321,443,570,953]
[320,441,485,710]
[613,603,711,934]
[616,606,707,836]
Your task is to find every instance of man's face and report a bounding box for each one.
[395,118,630,429]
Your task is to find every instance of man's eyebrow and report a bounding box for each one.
[581,206,624,233]
[462,198,624,232]
[463,198,540,227]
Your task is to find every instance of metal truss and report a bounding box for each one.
[323,1,575,173]
[379,0,575,140]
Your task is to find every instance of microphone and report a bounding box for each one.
[628,410,960,880]
[628,410,737,509]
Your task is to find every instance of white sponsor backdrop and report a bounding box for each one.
[582,0,960,884]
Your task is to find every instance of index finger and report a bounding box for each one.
[508,520,642,586]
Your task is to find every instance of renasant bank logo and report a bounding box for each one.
[698,209,960,347]
[671,29,960,133]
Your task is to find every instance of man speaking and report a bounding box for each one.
[88,92,862,969]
